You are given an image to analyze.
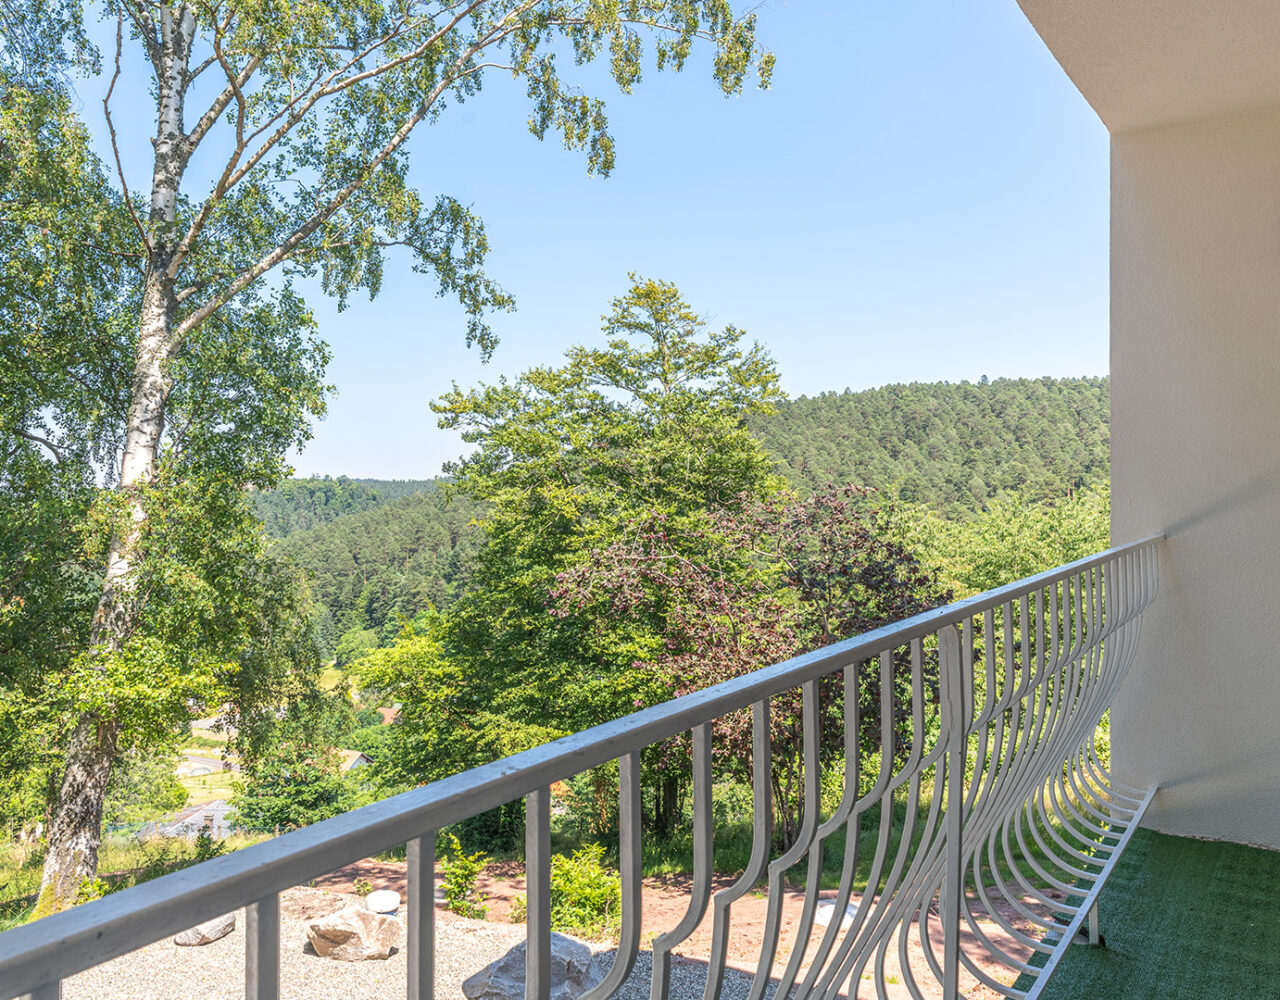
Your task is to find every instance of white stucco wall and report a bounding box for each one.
[1110,103,1280,848]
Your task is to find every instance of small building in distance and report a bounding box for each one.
[337,749,374,772]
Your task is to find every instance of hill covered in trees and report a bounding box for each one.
[749,376,1109,518]
[265,376,1109,655]
[251,477,438,537]
[276,490,483,652]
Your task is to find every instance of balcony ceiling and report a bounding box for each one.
[1018,0,1280,132]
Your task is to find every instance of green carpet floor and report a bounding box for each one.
[1029,827,1280,1000]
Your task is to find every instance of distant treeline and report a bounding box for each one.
[749,376,1109,519]
[261,376,1109,654]
[251,477,439,537]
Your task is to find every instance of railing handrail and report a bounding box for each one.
[0,534,1163,999]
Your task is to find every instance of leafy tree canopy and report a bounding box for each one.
[433,275,786,743]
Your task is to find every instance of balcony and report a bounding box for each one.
[1027,828,1280,999]
[5,538,1217,1000]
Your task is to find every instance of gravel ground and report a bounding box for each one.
[61,888,760,1000]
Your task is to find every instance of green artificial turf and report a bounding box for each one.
[1027,827,1280,1000]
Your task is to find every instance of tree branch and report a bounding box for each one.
[121,0,161,68]
[187,53,218,83]
[221,0,497,198]
[11,427,65,463]
[167,27,255,276]
[184,53,262,154]
[104,10,151,253]
[175,8,534,337]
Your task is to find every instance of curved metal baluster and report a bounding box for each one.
[823,642,940,998]
[748,680,822,1000]
[775,662,862,1000]
[703,701,772,1000]
[812,650,924,1000]
[794,655,896,1000]
[580,753,642,1000]
[649,725,713,1000]
[1027,790,1111,871]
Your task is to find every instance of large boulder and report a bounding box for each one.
[462,934,601,1000]
[174,912,236,946]
[306,906,402,961]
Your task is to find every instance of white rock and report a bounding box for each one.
[814,900,859,932]
[462,934,602,1000]
[306,906,402,961]
[365,889,401,914]
[174,912,236,946]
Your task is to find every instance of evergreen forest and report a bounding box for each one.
[250,477,438,538]
[749,376,1109,517]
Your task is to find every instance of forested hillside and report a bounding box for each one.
[749,376,1109,517]
[251,477,437,537]
[276,490,483,651]
[264,377,1110,658]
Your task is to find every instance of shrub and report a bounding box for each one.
[231,740,354,831]
[354,877,373,898]
[77,877,111,903]
[355,706,384,728]
[453,800,524,855]
[441,832,488,919]
[550,843,621,939]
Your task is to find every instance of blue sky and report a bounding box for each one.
[82,3,1109,479]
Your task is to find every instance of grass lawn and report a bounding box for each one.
[1025,828,1280,999]
[179,769,239,805]
[318,665,348,692]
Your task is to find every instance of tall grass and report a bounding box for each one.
[0,831,269,931]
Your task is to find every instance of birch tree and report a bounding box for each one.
[4,1,771,914]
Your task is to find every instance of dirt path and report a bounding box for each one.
[315,858,1038,999]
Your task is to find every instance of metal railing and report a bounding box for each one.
[0,537,1160,1000]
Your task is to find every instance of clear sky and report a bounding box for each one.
[81,2,1110,480]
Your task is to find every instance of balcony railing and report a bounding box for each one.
[0,537,1161,1000]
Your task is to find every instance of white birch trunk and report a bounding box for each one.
[36,5,196,917]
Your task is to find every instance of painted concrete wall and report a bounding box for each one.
[1111,103,1280,848]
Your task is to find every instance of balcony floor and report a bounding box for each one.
[1033,827,1280,999]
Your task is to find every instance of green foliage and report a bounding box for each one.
[749,378,1109,518]
[894,483,1111,598]
[76,877,110,904]
[452,802,527,857]
[355,706,384,728]
[509,893,527,924]
[350,614,469,784]
[103,750,188,827]
[440,833,488,919]
[231,735,354,832]
[353,877,373,898]
[346,723,393,761]
[550,843,621,939]
[334,628,379,668]
[431,275,784,767]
